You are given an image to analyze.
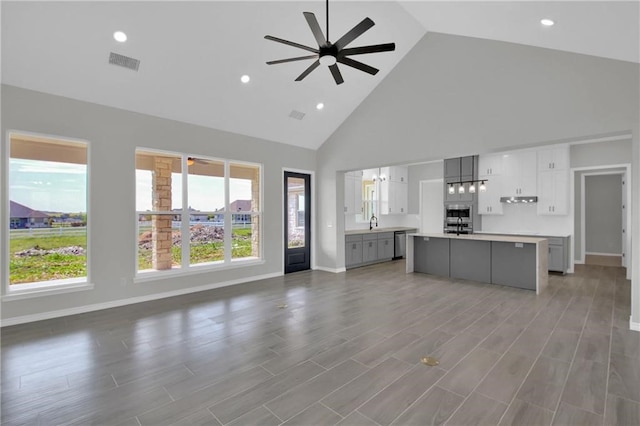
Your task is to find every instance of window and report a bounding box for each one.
[135,149,261,275]
[8,133,88,288]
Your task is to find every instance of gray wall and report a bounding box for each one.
[571,140,631,261]
[571,139,632,168]
[585,174,623,254]
[1,85,316,322]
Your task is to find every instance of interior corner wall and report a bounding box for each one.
[315,32,640,325]
[0,84,316,323]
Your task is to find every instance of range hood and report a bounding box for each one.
[500,196,538,204]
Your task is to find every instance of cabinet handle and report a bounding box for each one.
[344,206,347,212]
[352,244,356,249]
[549,162,552,169]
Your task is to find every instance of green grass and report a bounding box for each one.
[137,227,254,270]
[9,235,87,284]
[10,227,255,283]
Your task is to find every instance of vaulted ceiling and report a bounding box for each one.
[2,1,638,150]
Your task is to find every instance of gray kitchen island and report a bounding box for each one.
[407,233,549,294]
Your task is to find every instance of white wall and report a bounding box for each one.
[315,32,639,325]
[1,85,316,323]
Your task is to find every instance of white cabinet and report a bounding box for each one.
[478,175,504,215]
[537,146,569,215]
[538,146,569,172]
[537,170,569,215]
[380,166,408,215]
[344,171,363,215]
[380,180,408,214]
[381,166,408,183]
[502,150,537,196]
[478,154,503,177]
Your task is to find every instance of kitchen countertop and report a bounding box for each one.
[345,227,417,235]
[409,232,547,244]
[474,231,571,238]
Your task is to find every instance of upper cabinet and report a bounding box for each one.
[538,146,569,172]
[381,166,408,183]
[478,154,503,177]
[344,170,363,215]
[502,150,537,196]
[537,145,570,215]
[478,144,570,216]
[380,166,408,214]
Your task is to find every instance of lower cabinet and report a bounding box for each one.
[362,234,378,263]
[450,239,491,283]
[491,241,537,290]
[345,232,396,269]
[345,235,363,267]
[546,236,569,273]
[414,236,450,277]
[378,235,394,260]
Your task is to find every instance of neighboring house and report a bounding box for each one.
[9,200,50,229]
[212,200,252,224]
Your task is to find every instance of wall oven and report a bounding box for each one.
[444,204,473,234]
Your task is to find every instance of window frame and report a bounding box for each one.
[134,148,263,280]
[3,130,93,301]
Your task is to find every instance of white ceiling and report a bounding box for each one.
[2,1,638,150]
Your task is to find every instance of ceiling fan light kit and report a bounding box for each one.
[264,0,396,85]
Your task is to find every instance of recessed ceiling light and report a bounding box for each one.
[540,18,555,27]
[316,103,324,110]
[241,75,250,83]
[113,31,127,42]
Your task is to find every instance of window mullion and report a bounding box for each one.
[181,156,190,267]
[224,161,231,263]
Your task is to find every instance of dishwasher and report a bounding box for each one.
[393,231,407,259]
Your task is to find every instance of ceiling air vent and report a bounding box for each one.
[289,110,305,120]
[109,52,140,71]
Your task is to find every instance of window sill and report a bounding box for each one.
[134,258,265,283]
[3,279,94,301]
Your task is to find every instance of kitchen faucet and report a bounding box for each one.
[369,214,378,231]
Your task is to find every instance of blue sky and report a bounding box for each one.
[10,159,87,213]
[11,158,253,214]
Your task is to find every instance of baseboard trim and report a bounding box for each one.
[631,317,640,332]
[585,252,622,257]
[0,272,282,327]
[313,266,346,274]
[313,266,346,273]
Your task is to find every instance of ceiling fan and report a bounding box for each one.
[264,0,396,85]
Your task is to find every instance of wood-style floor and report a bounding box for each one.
[2,262,639,426]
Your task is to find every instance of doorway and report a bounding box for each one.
[284,171,311,273]
[420,179,444,233]
[583,173,624,266]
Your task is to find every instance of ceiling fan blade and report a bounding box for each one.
[329,64,344,85]
[267,55,318,65]
[334,17,375,50]
[295,59,321,81]
[264,35,319,53]
[303,12,326,46]
[340,43,396,56]
[337,56,379,75]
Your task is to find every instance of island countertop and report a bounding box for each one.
[408,232,547,244]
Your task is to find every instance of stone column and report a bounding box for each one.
[251,167,260,257]
[152,157,174,270]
